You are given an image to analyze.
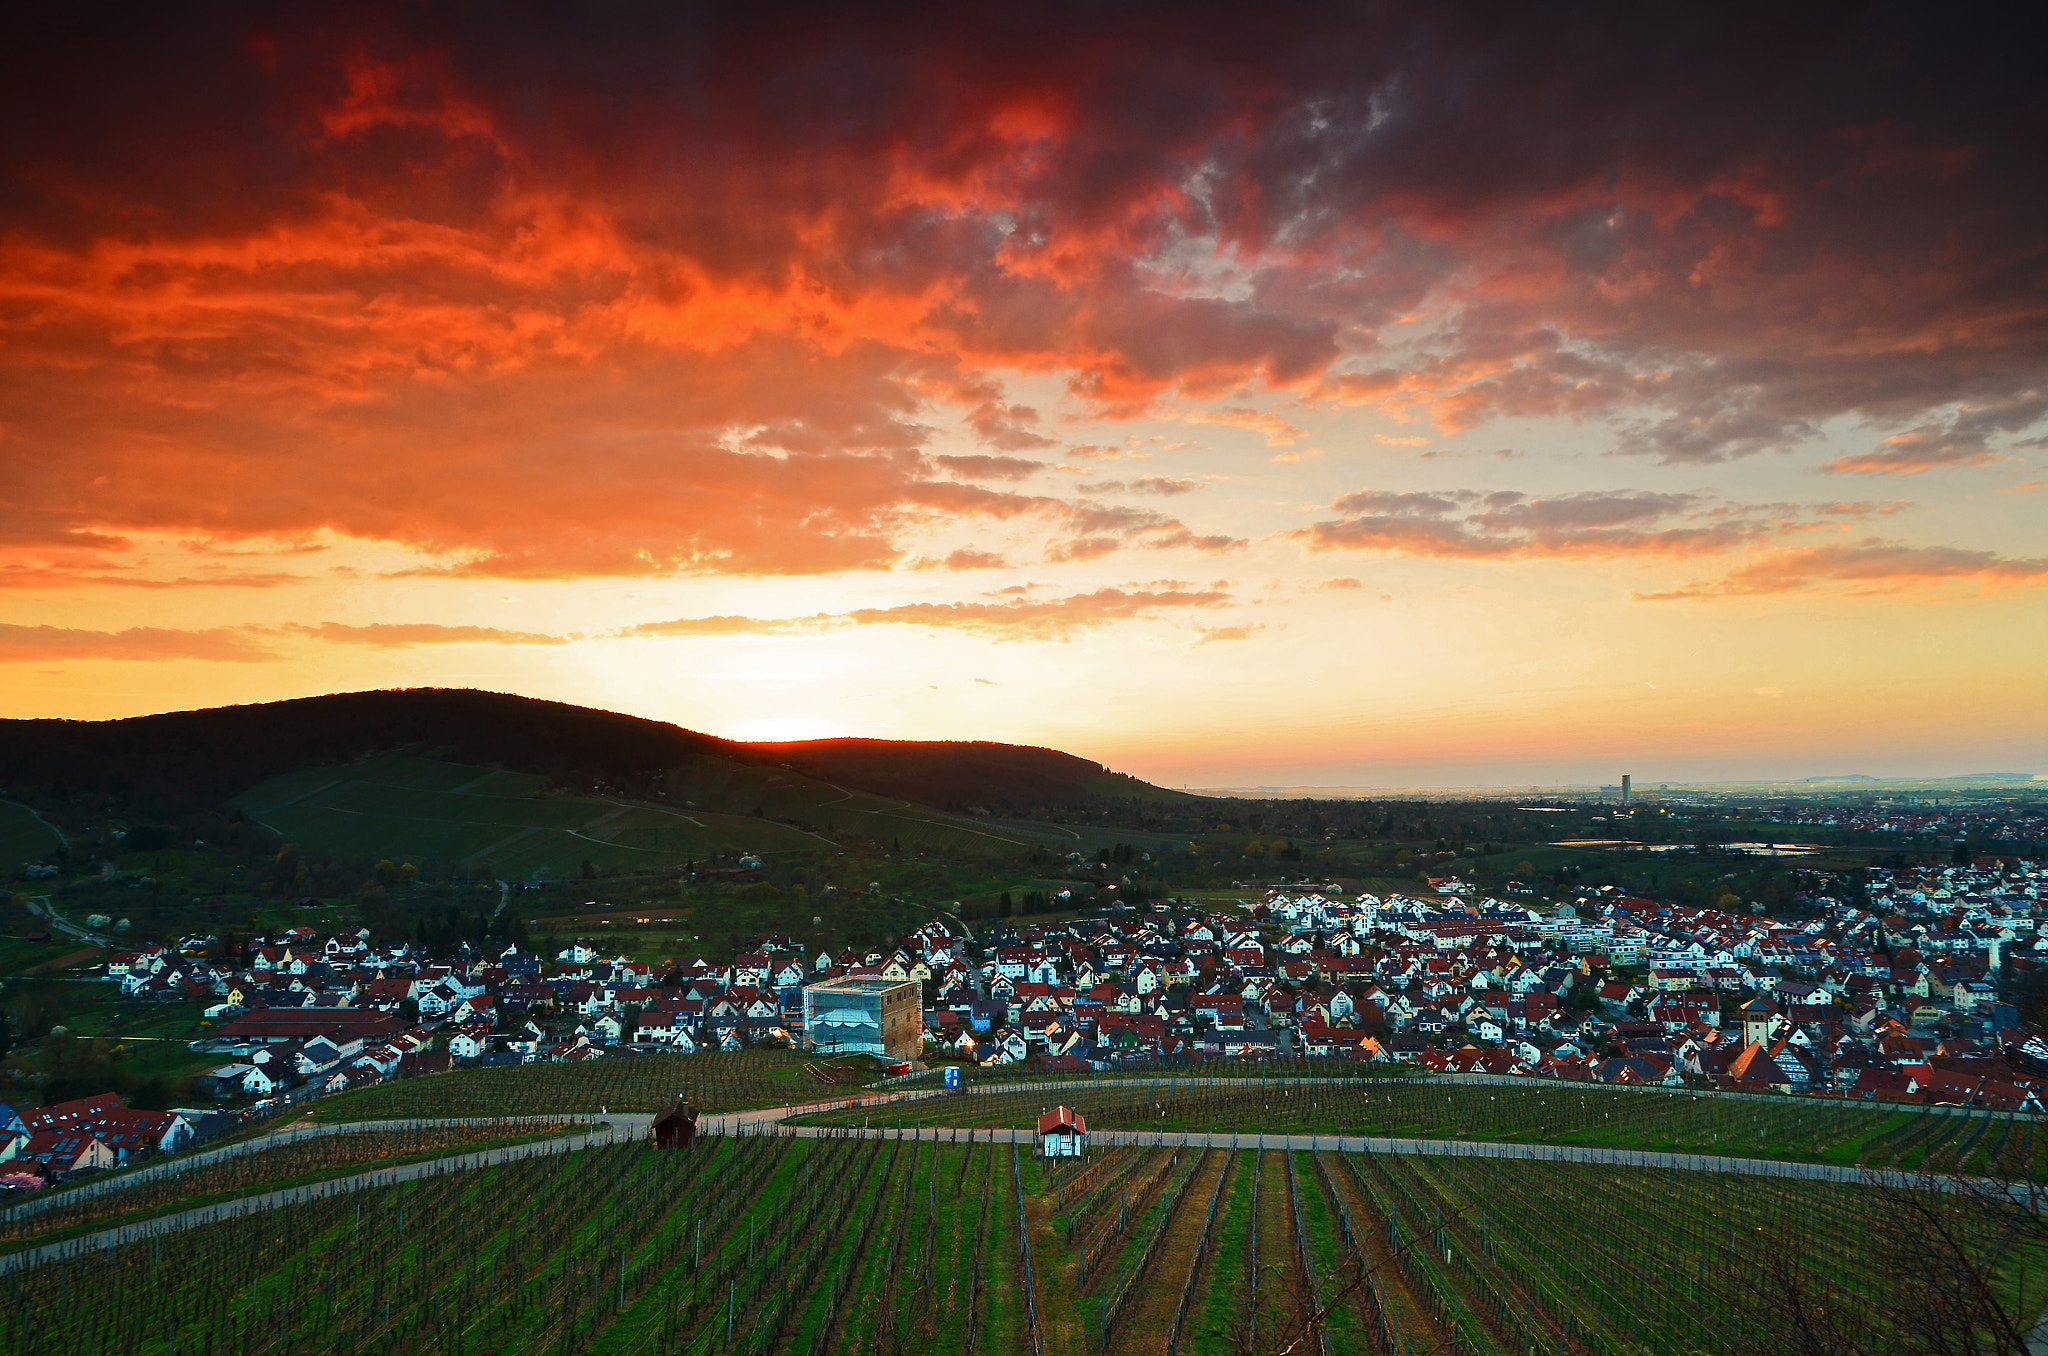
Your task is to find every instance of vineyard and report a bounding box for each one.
[805,1076,2046,1175]
[2,1129,2038,1355]
[960,1056,1418,1085]
[0,1120,584,1253]
[304,1051,881,1120]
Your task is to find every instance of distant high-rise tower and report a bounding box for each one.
[1621,775,1631,802]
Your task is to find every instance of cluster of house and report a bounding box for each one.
[156,928,964,1101]
[0,1093,199,1184]
[909,860,2048,1109]
[1756,801,2048,842]
[76,854,2048,1117]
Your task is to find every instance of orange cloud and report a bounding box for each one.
[1076,476,1200,497]
[1194,623,1263,644]
[931,455,1045,482]
[626,585,1231,643]
[622,616,807,638]
[1635,541,2048,600]
[1822,396,2044,474]
[0,624,272,663]
[287,623,569,647]
[843,586,1232,640]
[1180,406,1307,446]
[905,548,1011,571]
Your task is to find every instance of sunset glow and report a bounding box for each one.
[3,5,2043,782]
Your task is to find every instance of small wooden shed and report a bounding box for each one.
[652,1099,699,1151]
[1036,1105,1087,1158]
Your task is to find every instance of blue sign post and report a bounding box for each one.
[943,1065,961,1090]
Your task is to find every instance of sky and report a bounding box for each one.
[1,3,2044,787]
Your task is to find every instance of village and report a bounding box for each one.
[6,849,2040,1183]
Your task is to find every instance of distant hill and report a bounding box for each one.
[0,688,1185,822]
[752,737,1183,811]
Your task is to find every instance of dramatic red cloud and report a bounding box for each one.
[1,4,2042,583]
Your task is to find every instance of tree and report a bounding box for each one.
[271,842,303,891]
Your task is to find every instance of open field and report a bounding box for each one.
[302,1051,885,1120]
[0,1120,585,1254]
[3,1132,2035,1355]
[798,1076,2048,1176]
[0,934,104,975]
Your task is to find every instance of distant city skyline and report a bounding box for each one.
[2,6,2042,785]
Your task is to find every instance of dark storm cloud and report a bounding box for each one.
[0,2,2041,578]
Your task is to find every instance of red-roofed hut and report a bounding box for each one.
[1036,1105,1087,1158]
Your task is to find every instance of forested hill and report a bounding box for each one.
[751,737,1183,811]
[0,688,1182,820]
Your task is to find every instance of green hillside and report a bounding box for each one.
[665,755,1186,855]
[235,755,826,877]
[234,752,1191,875]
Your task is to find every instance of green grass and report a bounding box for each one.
[1188,1151,1254,1355]
[0,934,102,975]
